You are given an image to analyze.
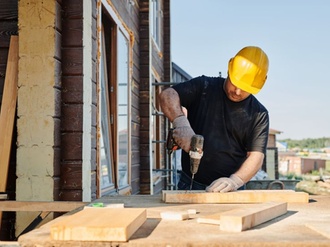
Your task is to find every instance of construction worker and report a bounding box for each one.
[159,46,269,192]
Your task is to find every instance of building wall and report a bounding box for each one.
[301,158,326,174]
[279,156,326,176]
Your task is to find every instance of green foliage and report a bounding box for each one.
[278,137,330,150]
[310,170,320,175]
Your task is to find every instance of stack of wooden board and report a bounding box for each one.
[50,207,146,242]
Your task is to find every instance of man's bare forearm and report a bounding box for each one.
[235,151,264,183]
[159,88,184,122]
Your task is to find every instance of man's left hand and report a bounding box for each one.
[206,174,244,193]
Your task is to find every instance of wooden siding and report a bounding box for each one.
[138,0,171,194]
[60,0,98,201]
[138,0,151,194]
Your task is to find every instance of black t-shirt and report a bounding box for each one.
[173,75,269,185]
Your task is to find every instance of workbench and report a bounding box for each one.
[17,194,330,247]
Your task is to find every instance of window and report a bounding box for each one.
[117,30,130,189]
[151,0,162,48]
[98,7,131,196]
[98,25,115,195]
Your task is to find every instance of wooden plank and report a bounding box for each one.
[0,35,18,231]
[0,35,18,192]
[219,202,287,232]
[0,201,86,212]
[162,190,309,204]
[197,202,287,227]
[50,208,147,241]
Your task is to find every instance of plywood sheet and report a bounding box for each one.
[219,202,287,232]
[50,208,146,242]
[162,190,309,203]
[306,222,330,239]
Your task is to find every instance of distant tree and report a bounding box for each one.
[278,137,330,150]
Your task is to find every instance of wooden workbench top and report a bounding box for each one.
[18,194,330,247]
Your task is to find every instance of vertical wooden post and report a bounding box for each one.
[0,35,18,229]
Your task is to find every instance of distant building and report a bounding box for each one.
[279,156,326,176]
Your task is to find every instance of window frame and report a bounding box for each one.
[97,2,132,197]
[150,0,163,49]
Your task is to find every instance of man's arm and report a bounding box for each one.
[158,88,195,153]
[235,151,264,182]
[206,151,264,192]
[158,88,184,121]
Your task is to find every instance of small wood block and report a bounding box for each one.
[160,211,189,220]
[50,208,146,241]
[219,202,287,232]
[187,209,197,214]
[197,213,221,225]
[162,190,309,203]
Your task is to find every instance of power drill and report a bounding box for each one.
[167,129,204,190]
[188,135,204,190]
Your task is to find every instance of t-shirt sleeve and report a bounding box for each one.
[247,111,269,154]
[172,76,205,108]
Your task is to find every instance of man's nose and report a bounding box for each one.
[235,88,241,95]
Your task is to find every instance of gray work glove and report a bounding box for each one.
[206,174,244,193]
[172,115,195,153]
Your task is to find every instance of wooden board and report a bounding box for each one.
[162,190,309,203]
[0,35,18,231]
[219,202,287,232]
[50,208,147,242]
[0,201,86,212]
[0,35,18,191]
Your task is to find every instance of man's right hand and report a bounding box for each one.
[172,115,195,153]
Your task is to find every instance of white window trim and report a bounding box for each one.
[82,0,93,202]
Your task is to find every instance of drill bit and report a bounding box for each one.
[189,173,195,191]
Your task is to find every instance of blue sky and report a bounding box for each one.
[171,0,330,140]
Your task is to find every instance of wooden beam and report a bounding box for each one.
[219,202,287,232]
[162,190,309,203]
[0,201,87,212]
[50,208,147,241]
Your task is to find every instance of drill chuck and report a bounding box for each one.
[189,135,204,175]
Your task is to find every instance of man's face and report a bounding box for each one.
[223,77,251,102]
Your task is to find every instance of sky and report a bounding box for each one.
[170,0,330,140]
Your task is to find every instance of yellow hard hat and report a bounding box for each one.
[228,46,269,94]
